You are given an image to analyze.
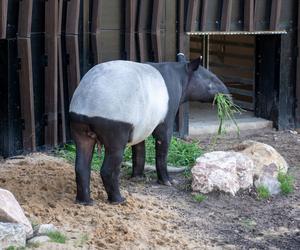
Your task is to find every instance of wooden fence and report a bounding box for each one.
[0,0,299,157]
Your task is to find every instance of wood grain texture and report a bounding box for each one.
[91,0,101,33]
[125,0,137,60]
[244,0,254,31]
[151,0,163,62]
[270,0,282,30]
[0,0,8,38]
[18,0,33,37]
[200,0,209,31]
[44,0,58,146]
[296,0,300,127]
[66,0,80,34]
[66,35,80,100]
[137,0,150,62]
[186,0,199,32]
[17,38,36,151]
[221,0,233,31]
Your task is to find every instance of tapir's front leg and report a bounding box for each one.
[132,141,145,178]
[153,124,173,186]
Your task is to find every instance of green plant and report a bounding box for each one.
[5,247,25,250]
[256,185,270,200]
[57,136,202,171]
[213,93,244,135]
[278,172,294,195]
[47,231,67,244]
[192,194,207,203]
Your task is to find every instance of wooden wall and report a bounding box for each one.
[0,0,299,156]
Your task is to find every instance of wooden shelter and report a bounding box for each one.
[0,0,299,157]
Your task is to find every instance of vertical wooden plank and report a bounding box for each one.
[17,39,36,151]
[200,0,209,31]
[17,0,35,151]
[186,0,199,32]
[0,0,8,39]
[295,0,300,127]
[137,0,150,62]
[270,0,282,30]
[44,0,58,146]
[66,35,80,100]
[57,0,66,143]
[151,0,163,62]
[164,0,176,61]
[66,0,80,34]
[244,0,254,31]
[91,0,102,64]
[125,0,137,60]
[18,0,33,37]
[221,0,233,31]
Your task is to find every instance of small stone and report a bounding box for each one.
[254,175,281,195]
[37,223,58,235]
[0,222,26,249]
[28,235,51,244]
[0,188,33,237]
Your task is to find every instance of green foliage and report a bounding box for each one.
[47,231,67,244]
[278,172,294,195]
[192,194,207,203]
[57,136,202,171]
[5,247,25,250]
[213,93,243,135]
[256,185,270,200]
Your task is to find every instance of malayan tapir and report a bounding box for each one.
[69,53,229,205]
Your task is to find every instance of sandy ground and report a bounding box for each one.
[0,128,299,249]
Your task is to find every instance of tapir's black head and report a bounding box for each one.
[177,53,229,102]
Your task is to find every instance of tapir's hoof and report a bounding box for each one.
[130,175,145,182]
[158,178,178,186]
[108,196,126,205]
[75,198,94,206]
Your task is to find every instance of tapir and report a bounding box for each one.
[69,53,229,205]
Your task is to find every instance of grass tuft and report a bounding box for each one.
[278,172,294,195]
[213,93,243,135]
[57,136,202,172]
[47,231,67,244]
[192,194,207,203]
[256,185,270,200]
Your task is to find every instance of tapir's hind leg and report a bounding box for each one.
[132,141,145,178]
[70,122,96,205]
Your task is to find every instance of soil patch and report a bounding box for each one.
[0,128,300,249]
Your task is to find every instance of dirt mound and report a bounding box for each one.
[0,153,199,249]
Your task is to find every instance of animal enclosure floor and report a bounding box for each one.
[0,129,299,249]
[189,103,272,136]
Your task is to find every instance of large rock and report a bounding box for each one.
[0,222,26,249]
[0,188,33,237]
[234,140,288,177]
[191,151,254,195]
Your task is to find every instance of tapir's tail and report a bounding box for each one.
[87,131,102,157]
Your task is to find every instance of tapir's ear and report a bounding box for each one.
[177,53,186,62]
[188,57,201,72]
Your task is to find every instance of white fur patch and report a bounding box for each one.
[70,60,169,145]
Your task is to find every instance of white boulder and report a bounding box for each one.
[234,140,288,177]
[28,235,51,245]
[36,223,58,235]
[0,188,33,237]
[191,151,254,195]
[0,222,26,249]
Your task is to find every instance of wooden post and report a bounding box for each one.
[65,0,80,100]
[270,0,282,30]
[137,0,150,62]
[221,0,233,31]
[295,0,300,127]
[151,0,163,62]
[200,0,209,31]
[186,0,199,32]
[0,0,7,39]
[91,0,101,63]
[244,0,254,31]
[125,0,137,61]
[17,0,36,151]
[57,0,66,143]
[44,0,58,147]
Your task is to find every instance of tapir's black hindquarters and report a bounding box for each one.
[70,112,134,204]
